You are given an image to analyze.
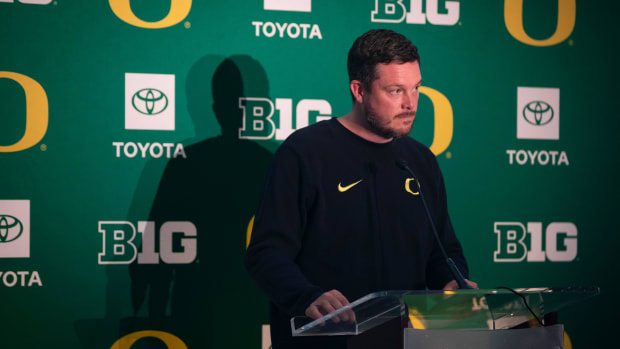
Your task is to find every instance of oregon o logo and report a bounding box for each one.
[404,178,420,196]
[564,332,572,349]
[523,101,554,126]
[132,88,168,115]
[246,216,254,249]
[110,330,187,349]
[504,0,576,46]
[0,215,23,243]
[109,0,192,29]
[419,87,453,156]
[0,72,49,153]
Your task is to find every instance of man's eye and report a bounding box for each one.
[391,89,401,94]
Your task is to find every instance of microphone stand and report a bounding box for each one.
[396,160,472,290]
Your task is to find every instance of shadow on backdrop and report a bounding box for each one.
[74,55,273,348]
[126,55,274,348]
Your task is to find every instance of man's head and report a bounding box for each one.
[347,29,422,139]
[348,29,420,93]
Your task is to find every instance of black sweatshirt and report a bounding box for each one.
[245,118,469,348]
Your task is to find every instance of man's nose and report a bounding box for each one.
[402,92,416,110]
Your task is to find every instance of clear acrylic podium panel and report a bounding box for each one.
[291,287,599,336]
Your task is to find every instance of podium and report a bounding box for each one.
[291,287,599,349]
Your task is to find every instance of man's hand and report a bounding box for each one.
[305,289,355,323]
[443,279,478,290]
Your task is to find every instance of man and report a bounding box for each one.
[245,29,476,348]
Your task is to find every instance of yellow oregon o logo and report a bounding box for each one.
[246,216,255,249]
[109,0,192,29]
[0,72,48,153]
[504,0,576,46]
[419,87,453,156]
[405,178,420,196]
[110,330,187,349]
[564,331,572,349]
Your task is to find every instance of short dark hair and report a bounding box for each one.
[347,29,420,95]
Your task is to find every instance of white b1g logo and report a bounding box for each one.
[238,98,332,141]
[494,222,577,262]
[371,0,459,25]
[98,221,196,264]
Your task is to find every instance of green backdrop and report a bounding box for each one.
[1,0,618,347]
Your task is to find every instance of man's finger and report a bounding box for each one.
[305,290,354,323]
[443,280,458,290]
[328,300,347,322]
[306,305,323,320]
[330,290,349,301]
[343,308,356,323]
[336,293,355,323]
[465,279,479,289]
[327,297,345,311]
[327,290,352,321]
[317,301,338,322]
[350,310,357,322]
[332,291,350,306]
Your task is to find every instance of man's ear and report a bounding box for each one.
[350,80,364,104]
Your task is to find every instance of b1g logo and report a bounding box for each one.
[109,0,191,29]
[239,98,332,141]
[0,200,30,258]
[371,0,460,26]
[504,0,576,46]
[0,72,48,152]
[494,222,577,262]
[98,221,197,264]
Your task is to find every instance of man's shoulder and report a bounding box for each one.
[396,136,435,159]
[281,119,335,151]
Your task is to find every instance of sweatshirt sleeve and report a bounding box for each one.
[244,144,323,316]
[424,156,469,289]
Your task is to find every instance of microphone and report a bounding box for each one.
[395,159,473,290]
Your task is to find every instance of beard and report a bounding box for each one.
[364,104,416,139]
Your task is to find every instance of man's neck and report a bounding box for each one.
[338,105,393,144]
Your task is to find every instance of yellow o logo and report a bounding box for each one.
[564,331,572,349]
[0,72,48,153]
[111,330,187,349]
[504,0,576,46]
[109,0,192,29]
[419,87,453,156]
[246,215,255,249]
[405,178,420,196]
